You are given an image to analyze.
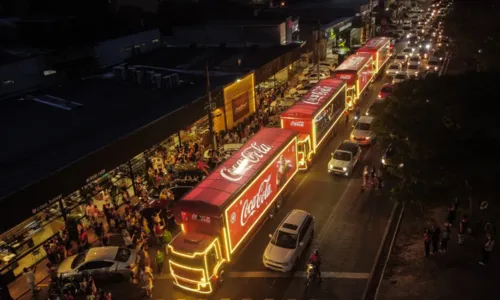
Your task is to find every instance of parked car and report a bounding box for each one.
[58,247,137,280]
[263,210,314,272]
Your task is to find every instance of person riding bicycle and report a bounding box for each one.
[308,249,322,280]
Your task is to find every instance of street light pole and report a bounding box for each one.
[205,61,217,151]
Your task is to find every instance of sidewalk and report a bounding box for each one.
[377,205,499,299]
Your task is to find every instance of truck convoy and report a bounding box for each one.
[280,79,347,170]
[355,36,393,74]
[168,128,299,294]
[167,37,387,295]
[332,53,374,109]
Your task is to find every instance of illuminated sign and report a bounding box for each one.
[364,38,388,48]
[225,140,297,253]
[220,143,272,182]
[191,214,211,224]
[339,22,352,32]
[339,56,367,70]
[303,85,334,105]
[290,121,305,127]
[339,74,353,80]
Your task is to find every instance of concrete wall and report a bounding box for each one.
[0,57,65,100]
[166,25,282,47]
[94,29,162,67]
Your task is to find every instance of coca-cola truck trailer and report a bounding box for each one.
[280,79,346,170]
[356,37,392,74]
[332,53,374,109]
[168,128,299,294]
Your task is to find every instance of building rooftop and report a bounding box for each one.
[1,43,301,200]
[1,63,237,199]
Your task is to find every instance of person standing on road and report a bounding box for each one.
[424,228,431,257]
[441,225,451,252]
[479,234,495,265]
[431,225,441,254]
[345,110,350,127]
[446,204,457,226]
[458,214,468,244]
[155,249,165,274]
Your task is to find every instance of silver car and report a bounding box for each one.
[58,247,138,280]
[394,54,407,66]
[386,63,402,76]
[406,63,420,77]
[392,72,409,84]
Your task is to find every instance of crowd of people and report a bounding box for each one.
[423,200,496,265]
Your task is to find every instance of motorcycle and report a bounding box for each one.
[305,263,317,287]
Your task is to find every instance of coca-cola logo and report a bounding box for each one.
[339,74,352,80]
[220,143,272,182]
[234,102,248,114]
[302,86,334,105]
[343,56,366,69]
[290,121,305,127]
[240,175,273,226]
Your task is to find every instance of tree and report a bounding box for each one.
[372,73,500,206]
[444,0,500,71]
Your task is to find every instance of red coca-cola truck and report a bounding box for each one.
[332,53,374,109]
[356,37,392,74]
[168,128,299,294]
[280,79,347,170]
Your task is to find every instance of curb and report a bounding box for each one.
[374,204,405,300]
[361,201,399,300]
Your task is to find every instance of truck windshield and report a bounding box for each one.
[271,231,298,249]
[334,151,351,161]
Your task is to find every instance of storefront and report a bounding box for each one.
[223,74,256,130]
[324,17,354,61]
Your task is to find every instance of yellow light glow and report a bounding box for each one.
[222,228,231,262]
[168,237,219,259]
[313,84,347,149]
[224,137,299,255]
[169,260,212,294]
[181,223,185,233]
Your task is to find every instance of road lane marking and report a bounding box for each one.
[228,271,369,279]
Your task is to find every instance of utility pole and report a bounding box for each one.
[316,20,321,77]
[205,61,217,151]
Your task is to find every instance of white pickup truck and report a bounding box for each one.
[328,140,361,177]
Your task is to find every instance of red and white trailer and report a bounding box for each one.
[168,128,299,294]
[356,37,392,74]
[280,79,347,170]
[332,53,374,109]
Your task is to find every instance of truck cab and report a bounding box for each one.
[328,140,361,176]
[168,232,226,294]
[297,134,313,170]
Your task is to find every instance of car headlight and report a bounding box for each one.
[329,164,334,169]
[350,134,354,139]
[343,167,347,171]
[382,158,386,165]
[366,136,371,140]
[426,66,429,69]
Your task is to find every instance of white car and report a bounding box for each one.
[263,210,314,272]
[402,48,414,57]
[350,116,376,145]
[408,55,421,66]
[426,58,441,72]
[392,72,409,84]
[328,140,361,176]
[308,73,328,83]
[386,63,402,76]
[406,63,420,77]
[58,247,137,280]
[394,54,407,66]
